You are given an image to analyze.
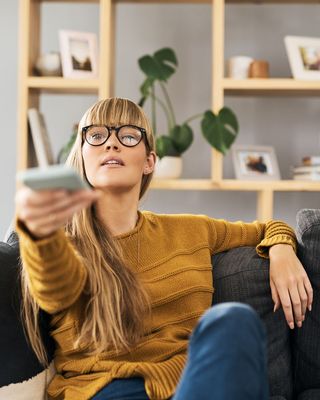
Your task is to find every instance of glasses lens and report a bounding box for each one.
[118,126,142,147]
[85,126,108,146]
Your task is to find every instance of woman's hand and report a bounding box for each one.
[15,186,100,239]
[269,244,313,329]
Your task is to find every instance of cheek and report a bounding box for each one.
[82,146,97,178]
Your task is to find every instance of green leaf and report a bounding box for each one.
[154,48,178,67]
[156,135,180,159]
[138,48,177,82]
[170,124,193,154]
[138,55,160,79]
[201,107,239,155]
[219,107,239,134]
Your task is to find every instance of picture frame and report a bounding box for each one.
[284,35,320,80]
[232,145,281,181]
[59,30,98,79]
[27,108,54,167]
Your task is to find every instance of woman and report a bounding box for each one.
[15,98,313,400]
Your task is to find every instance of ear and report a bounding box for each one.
[143,151,157,175]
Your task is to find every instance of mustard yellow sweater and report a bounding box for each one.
[17,211,297,400]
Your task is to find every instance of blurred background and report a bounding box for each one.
[1,1,320,239]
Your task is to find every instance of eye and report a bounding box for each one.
[91,133,105,141]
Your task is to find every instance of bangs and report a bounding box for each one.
[83,98,146,129]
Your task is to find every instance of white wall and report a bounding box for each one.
[1,1,320,239]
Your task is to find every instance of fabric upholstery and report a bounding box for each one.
[212,246,293,399]
[0,235,55,399]
[293,209,320,397]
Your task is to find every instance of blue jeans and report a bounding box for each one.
[92,303,269,400]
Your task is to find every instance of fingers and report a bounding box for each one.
[27,197,94,237]
[270,280,280,312]
[273,276,313,329]
[288,285,303,328]
[21,189,98,221]
[276,287,295,329]
[297,280,308,321]
[15,186,100,239]
[303,275,313,312]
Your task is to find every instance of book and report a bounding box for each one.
[302,156,320,166]
[293,172,320,181]
[27,108,54,167]
[293,165,320,174]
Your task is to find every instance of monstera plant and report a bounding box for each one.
[138,47,239,173]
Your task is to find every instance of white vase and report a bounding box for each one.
[154,156,182,179]
[35,52,62,77]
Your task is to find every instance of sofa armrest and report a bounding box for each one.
[212,247,292,399]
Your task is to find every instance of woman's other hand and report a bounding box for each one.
[15,186,100,239]
[269,244,313,329]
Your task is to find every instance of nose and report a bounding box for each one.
[104,130,119,150]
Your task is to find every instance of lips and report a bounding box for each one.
[101,156,125,166]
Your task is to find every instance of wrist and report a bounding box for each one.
[269,243,294,258]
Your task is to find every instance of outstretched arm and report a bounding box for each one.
[15,186,100,314]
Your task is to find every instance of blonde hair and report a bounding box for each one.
[21,98,155,364]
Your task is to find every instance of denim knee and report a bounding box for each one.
[193,302,264,340]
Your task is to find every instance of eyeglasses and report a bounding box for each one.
[82,124,147,148]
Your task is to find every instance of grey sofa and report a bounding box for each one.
[1,209,319,399]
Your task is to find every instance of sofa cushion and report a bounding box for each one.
[212,246,292,400]
[0,238,55,399]
[293,209,320,396]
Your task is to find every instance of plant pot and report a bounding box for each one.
[154,156,182,179]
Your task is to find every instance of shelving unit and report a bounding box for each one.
[17,0,320,221]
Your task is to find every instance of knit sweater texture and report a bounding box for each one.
[16,211,297,400]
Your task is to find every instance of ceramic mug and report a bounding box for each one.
[248,60,269,78]
[227,56,254,79]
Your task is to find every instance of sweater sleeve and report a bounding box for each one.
[206,217,297,258]
[16,219,88,314]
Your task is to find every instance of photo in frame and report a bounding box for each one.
[285,36,320,80]
[59,30,98,79]
[232,145,281,180]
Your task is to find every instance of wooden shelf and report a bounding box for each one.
[224,78,320,96]
[18,0,320,220]
[151,179,320,191]
[226,0,320,3]
[27,77,99,94]
[40,0,320,3]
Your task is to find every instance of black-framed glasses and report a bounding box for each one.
[82,124,148,148]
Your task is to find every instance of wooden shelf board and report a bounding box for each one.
[224,78,320,96]
[151,178,320,191]
[226,0,320,3]
[220,179,320,191]
[27,77,99,94]
[151,179,215,190]
[43,0,202,2]
[39,0,320,3]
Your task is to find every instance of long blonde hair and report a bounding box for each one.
[21,98,156,364]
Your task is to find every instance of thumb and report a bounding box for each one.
[270,280,280,312]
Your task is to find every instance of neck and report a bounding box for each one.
[95,189,139,236]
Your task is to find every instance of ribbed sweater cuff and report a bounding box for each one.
[256,234,297,259]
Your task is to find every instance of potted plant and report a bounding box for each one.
[138,47,239,178]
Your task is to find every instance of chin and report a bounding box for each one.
[95,179,137,193]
